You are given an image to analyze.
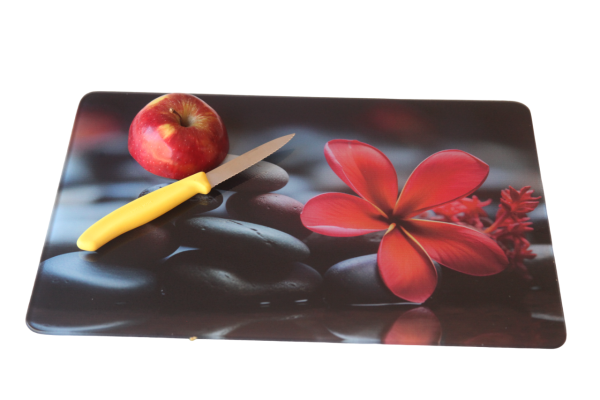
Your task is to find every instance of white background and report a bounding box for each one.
[2,1,598,399]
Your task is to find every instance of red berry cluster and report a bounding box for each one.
[420,186,541,280]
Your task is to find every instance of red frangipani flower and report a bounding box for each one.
[301,140,508,303]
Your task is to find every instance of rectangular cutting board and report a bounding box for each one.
[26,92,565,348]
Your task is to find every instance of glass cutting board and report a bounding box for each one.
[26,92,565,348]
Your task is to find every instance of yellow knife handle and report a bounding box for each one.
[77,172,211,252]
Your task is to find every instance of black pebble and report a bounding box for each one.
[226,192,311,239]
[323,254,407,305]
[29,252,158,310]
[216,156,289,192]
[304,232,384,274]
[138,183,223,220]
[91,222,179,266]
[177,216,310,263]
[161,250,322,307]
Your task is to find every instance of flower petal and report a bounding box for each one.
[377,228,438,303]
[325,140,398,215]
[301,193,389,237]
[382,307,442,345]
[402,219,508,276]
[394,150,489,218]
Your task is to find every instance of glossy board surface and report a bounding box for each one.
[26,92,565,348]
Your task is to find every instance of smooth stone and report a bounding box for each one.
[324,254,412,305]
[139,183,223,220]
[216,154,289,192]
[226,193,311,239]
[304,232,384,274]
[177,217,310,263]
[91,220,179,266]
[40,243,79,262]
[29,252,158,310]
[161,250,322,307]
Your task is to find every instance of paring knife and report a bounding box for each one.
[77,133,295,252]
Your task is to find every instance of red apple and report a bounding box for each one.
[128,93,229,179]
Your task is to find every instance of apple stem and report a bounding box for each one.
[169,108,185,126]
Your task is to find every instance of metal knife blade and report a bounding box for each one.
[207,133,295,187]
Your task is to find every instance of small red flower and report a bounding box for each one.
[301,140,508,303]
[500,186,541,216]
[479,185,540,280]
[459,196,492,229]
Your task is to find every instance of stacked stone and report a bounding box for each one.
[30,187,210,311]
[32,157,324,312]
[156,157,322,308]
